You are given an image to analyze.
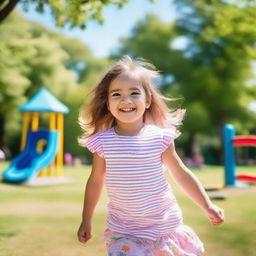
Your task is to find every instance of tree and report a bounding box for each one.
[0,0,131,28]
[0,11,109,158]
[0,11,34,154]
[114,6,256,162]
[173,0,256,160]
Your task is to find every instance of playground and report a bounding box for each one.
[0,89,256,256]
[0,163,255,256]
[1,2,256,255]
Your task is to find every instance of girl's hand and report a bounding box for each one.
[77,220,92,243]
[205,203,224,226]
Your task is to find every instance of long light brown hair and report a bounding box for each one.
[78,56,185,145]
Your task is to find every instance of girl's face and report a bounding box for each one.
[108,73,150,127]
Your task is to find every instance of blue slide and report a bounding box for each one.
[2,130,59,183]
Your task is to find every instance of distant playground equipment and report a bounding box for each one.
[2,88,69,183]
[204,123,256,198]
[223,124,256,186]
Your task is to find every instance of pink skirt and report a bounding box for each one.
[104,225,205,256]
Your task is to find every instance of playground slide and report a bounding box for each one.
[2,130,59,183]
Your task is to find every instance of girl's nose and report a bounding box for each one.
[121,95,132,102]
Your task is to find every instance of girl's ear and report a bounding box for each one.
[146,96,151,109]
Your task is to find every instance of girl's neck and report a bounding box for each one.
[114,122,145,136]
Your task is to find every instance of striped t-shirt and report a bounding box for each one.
[85,124,183,240]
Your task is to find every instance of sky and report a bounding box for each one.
[19,0,176,58]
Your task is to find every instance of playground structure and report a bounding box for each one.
[2,88,69,183]
[223,124,256,186]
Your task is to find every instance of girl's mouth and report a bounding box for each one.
[119,107,136,112]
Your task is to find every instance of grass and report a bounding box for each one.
[0,161,255,256]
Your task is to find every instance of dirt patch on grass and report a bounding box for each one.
[206,185,256,200]
[224,185,256,196]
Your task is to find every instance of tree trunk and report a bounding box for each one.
[0,113,12,158]
[0,0,20,23]
[216,112,226,165]
[184,132,196,159]
[0,114,5,149]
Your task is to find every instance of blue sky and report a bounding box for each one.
[19,0,176,58]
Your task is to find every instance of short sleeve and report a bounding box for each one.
[84,133,104,158]
[162,128,175,152]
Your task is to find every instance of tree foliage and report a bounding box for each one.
[0,11,108,158]
[174,0,256,138]
[0,0,132,28]
[0,12,33,150]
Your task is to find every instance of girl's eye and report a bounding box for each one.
[112,93,120,97]
[131,91,140,95]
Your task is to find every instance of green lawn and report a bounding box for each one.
[0,162,255,256]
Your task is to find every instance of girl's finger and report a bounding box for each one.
[84,233,92,242]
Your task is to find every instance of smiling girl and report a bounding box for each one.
[77,56,224,256]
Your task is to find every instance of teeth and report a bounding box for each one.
[120,108,135,112]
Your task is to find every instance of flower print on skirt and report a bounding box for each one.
[104,224,205,256]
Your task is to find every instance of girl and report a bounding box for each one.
[77,56,224,256]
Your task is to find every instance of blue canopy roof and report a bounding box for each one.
[20,88,69,114]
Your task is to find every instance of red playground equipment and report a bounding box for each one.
[223,124,256,186]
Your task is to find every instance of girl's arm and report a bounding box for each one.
[77,153,106,243]
[162,142,224,226]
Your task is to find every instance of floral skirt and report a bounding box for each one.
[104,225,205,256]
